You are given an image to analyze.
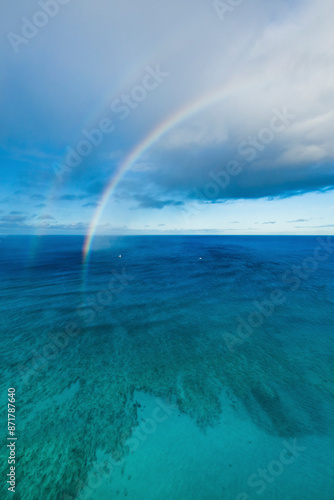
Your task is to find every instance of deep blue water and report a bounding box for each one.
[0,236,334,499]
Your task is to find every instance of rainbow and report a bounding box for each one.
[82,81,241,260]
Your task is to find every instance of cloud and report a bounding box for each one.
[287,219,309,223]
[136,143,334,202]
[0,214,28,227]
[84,180,108,197]
[0,215,27,222]
[37,215,55,220]
[30,194,46,201]
[133,194,184,210]
[83,202,99,208]
[58,194,86,201]
[0,218,89,234]
[296,224,334,228]
[1,0,334,233]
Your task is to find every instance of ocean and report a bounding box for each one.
[1,235,333,499]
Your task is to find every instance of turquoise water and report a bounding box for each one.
[0,236,333,499]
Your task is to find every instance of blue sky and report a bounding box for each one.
[1,0,334,235]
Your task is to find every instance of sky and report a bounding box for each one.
[1,0,334,237]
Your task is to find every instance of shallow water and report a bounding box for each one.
[0,236,333,499]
